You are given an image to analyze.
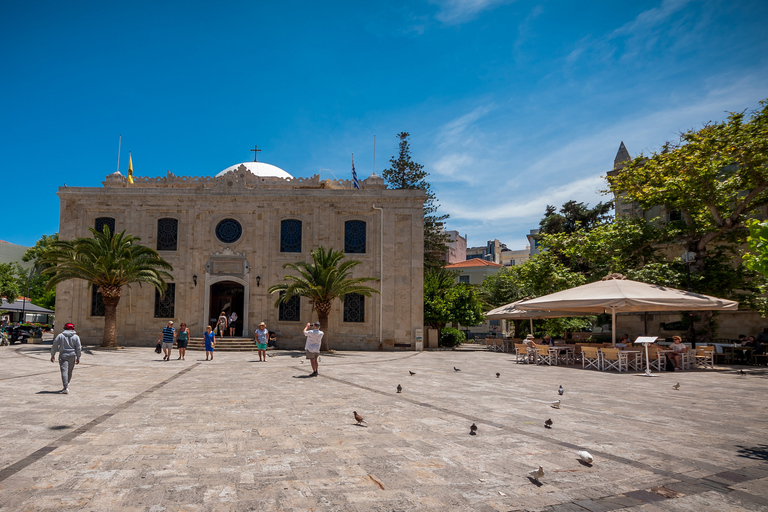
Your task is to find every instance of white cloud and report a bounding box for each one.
[431,0,512,25]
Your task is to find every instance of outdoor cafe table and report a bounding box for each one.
[549,345,576,365]
[720,345,753,364]
[620,349,643,371]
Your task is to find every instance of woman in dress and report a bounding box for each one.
[254,321,269,362]
[176,322,190,360]
[217,311,228,337]
[204,325,216,361]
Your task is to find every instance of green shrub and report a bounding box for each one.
[440,327,466,347]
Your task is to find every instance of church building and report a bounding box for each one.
[55,151,425,350]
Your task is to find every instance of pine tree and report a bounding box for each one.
[382,132,450,269]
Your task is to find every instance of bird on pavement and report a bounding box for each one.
[353,411,366,425]
[551,400,561,409]
[396,384,402,393]
[470,423,478,435]
[558,385,564,395]
[544,418,553,429]
[528,466,544,481]
[577,450,593,464]
[740,369,746,376]
[409,371,416,376]
[454,367,461,372]
[496,372,500,378]
[672,382,680,390]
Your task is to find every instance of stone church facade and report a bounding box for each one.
[55,158,425,350]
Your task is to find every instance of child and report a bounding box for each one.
[204,325,216,361]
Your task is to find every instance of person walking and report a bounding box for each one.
[50,322,82,394]
[229,311,238,337]
[176,322,189,360]
[217,311,228,337]
[254,322,269,362]
[204,325,216,361]
[159,321,175,361]
[303,322,323,377]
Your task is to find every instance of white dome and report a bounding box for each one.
[216,161,293,179]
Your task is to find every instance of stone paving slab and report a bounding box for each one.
[1,343,767,511]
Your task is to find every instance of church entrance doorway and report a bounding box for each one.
[209,281,244,337]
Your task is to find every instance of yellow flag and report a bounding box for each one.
[128,153,134,184]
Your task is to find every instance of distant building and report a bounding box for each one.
[500,245,530,267]
[466,239,504,263]
[443,230,467,264]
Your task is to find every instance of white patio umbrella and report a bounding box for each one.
[485,300,588,336]
[517,274,739,346]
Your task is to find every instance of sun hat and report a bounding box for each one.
[259,322,266,327]
[525,334,534,339]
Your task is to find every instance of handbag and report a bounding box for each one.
[155,342,162,354]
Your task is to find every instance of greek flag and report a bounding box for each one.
[352,155,360,190]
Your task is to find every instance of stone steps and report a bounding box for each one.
[183,337,263,352]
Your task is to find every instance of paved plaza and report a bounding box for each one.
[1,342,767,512]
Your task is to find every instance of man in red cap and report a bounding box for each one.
[50,322,82,394]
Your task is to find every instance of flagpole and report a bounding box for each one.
[116,134,121,173]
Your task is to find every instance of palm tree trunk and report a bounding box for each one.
[316,301,332,351]
[100,286,121,348]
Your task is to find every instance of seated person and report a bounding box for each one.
[743,335,758,348]
[668,336,687,370]
[542,334,555,346]
[737,334,747,345]
[616,334,629,348]
[523,334,537,348]
[267,330,277,348]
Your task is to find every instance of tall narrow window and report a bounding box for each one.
[280,219,302,253]
[156,218,178,251]
[91,284,105,317]
[278,292,300,321]
[343,293,365,323]
[154,284,175,318]
[94,217,115,234]
[344,220,366,253]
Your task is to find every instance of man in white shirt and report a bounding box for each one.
[304,322,324,377]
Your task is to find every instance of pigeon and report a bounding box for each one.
[396,384,402,393]
[528,466,544,481]
[551,400,561,409]
[740,369,746,376]
[470,423,478,435]
[544,418,553,429]
[409,371,416,376]
[496,372,500,378]
[558,385,564,395]
[454,367,461,372]
[672,382,680,390]
[577,450,594,464]
[353,411,366,425]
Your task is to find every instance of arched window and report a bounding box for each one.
[343,293,365,323]
[94,217,115,234]
[344,220,366,253]
[278,292,301,322]
[91,284,105,317]
[280,219,302,253]
[154,284,176,318]
[157,218,178,251]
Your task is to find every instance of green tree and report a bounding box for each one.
[268,246,379,351]
[0,263,21,303]
[16,233,60,310]
[539,200,614,235]
[607,100,768,275]
[423,267,484,338]
[41,227,173,348]
[744,219,768,278]
[382,132,450,269]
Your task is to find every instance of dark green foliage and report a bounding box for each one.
[539,200,614,235]
[439,327,465,347]
[382,132,450,269]
[0,263,21,303]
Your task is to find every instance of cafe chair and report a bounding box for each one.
[514,344,531,364]
[647,346,667,372]
[694,346,715,369]
[535,345,554,365]
[601,348,628,372]
[581,346,601,371]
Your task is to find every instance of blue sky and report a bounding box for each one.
[2,0,767,249]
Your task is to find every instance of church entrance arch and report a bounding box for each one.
[208,280,246,337]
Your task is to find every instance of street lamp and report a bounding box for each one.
[682,251,697,349]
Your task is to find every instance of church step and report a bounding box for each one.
[179,337,268,352]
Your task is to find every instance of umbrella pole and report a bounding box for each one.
[611,306,616,347]
[530,318,534,336]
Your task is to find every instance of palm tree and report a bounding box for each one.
[268,246,379,351]
[41,227,173,348]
